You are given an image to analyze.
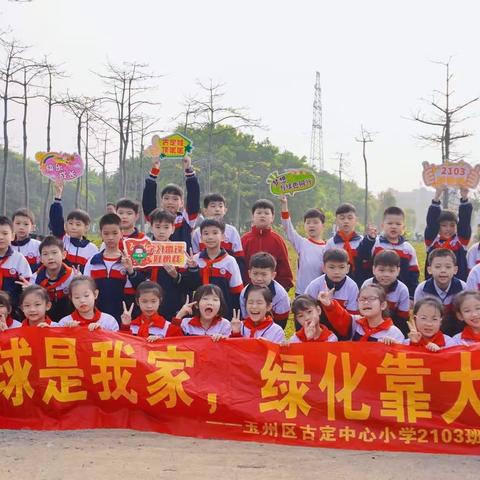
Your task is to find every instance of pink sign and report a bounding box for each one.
[35,152,84,182]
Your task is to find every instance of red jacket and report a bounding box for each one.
[241,226,293,291]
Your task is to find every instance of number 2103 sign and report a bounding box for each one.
[422,161,480,189]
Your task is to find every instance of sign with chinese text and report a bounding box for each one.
[123,238,186,268]
[35,152,84,182]
[422,160,480,189]
[145,133,193,160]
[267,169,316,197]
[0,329,479,455]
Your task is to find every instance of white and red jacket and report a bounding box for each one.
[289,326,337,343]
[179,315,231,337]
[58,309,119,331]
[122,312,183,338]
[230,316,285,344]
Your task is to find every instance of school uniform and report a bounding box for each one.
[58,309,119,331]
[362,277,410,336]
[191,249,244,318]
[11,237,40,271]
[424,198,472,281]
[239,280,290,327]
[0,247,32,308]
[404,332,455,350]
[84,252,142,324]
[305,274,358,313]
[466,241,480,271]
[280,211,326,295]
[325,231,365,286]
[142,166,200,252]
[31,263,75,322]
[22,316,54,327]
[361,235,420,298]
[466,263,480,291]
[230,316,285,344]
[322,299,405,342]
[49,198,99,271]
[289,326,337,343]
[414,277,466,336]
[180,315,231,337]
[452,327,480,345]
[121,312,183,338]
[192,223,246,279]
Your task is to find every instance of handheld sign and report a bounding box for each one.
[35,152,84,182]
[145,133,193,160]
[123,238,187,268]
[266,169,316,196]
[422,160,480,189]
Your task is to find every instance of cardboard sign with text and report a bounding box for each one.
[123,238,186,268]
[35,152,84,182]
[422,161,480,189]
[267,169,316,196]
[145,133,193,160]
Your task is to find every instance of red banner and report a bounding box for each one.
[1,328,479,455]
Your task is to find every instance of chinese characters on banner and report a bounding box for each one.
[0,328,479,455]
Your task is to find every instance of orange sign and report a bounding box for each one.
[145,133,193,160]
[422,160,480,188]
[123,238,186,268]
[1,328,479,455]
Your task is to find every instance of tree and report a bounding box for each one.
[185,80,261,193]
[412,58,479,207]
[94,62,159,197]
[0,37,29,214]
[355,126,375,229]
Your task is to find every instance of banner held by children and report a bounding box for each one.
[267,169,316,196]
[145,133,194,160]
[123,238,187,268]
[1,328,479,456]
[35,152,85,182]
[422,160,480,189]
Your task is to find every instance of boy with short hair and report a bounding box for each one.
[0,215,32,307]
[305,248,359,339]
[280,195,326,295]
[424,186,472,281]
[138,208,198,320]
[362,250,410,336]
[49,180,98,271]
[239,252,290,328]
[414,248,466,336]
[192,193,245,277]
[191,218,243,318]
[115,198,145,240]
[30,235,76,322]
[84,214,142,323]
[358,206,419,298]
[241,199,293,291]
[324,203,364,287]
[142,157,200,251]
[11,208,41,270]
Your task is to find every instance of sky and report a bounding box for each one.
[1,0,479,193]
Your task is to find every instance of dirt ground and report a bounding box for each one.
[0,429,478,480]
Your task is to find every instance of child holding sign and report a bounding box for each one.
[424,186,472,281]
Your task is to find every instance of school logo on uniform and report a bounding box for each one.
[27,253,34,258]
[9,268,16,275]
[120,269,127,275]
[220,268,226,275]
[63,288,69,294]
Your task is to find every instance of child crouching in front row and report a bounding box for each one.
[121,281,183,341]
[58,276,119,331]
[453,290,480,345]
[0,291,21,331]
[289,295,337,343]
[318,283,405,342]
[230,285,285,344]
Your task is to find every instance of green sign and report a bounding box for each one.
[266,169,316,196]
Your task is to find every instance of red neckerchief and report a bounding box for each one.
[243,316,274,338]
[0,249,12,290]
[411,331,446,348]
[308,238,326,246]
[188,315,222,330]
[38,264,73,300]
[295,325,333,342]
[201,252,227,285]
[71,308,102,325]
[438,236,454,250]
[6,315,14,328]
[337,230,356,271]
[461,326,480,342]
[357,317,394,341]
[132,313,167,337]
[22,316,52,327]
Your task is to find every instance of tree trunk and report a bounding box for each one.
[42,74,53,234]
[362,141,368,228]
[1,62,11,215]
[85,115,89,211]
[22,75,29,207]
[75,115,82,208]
